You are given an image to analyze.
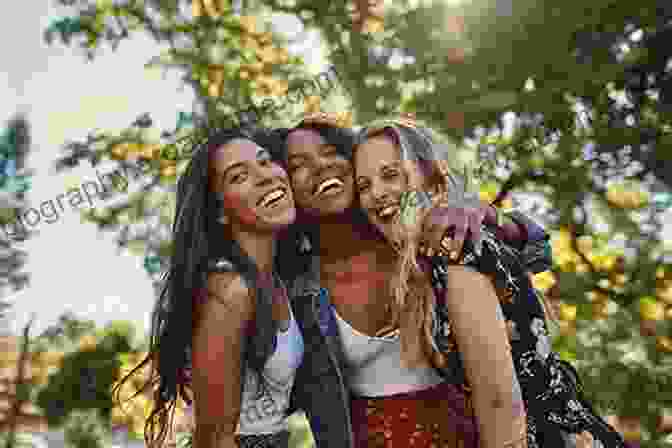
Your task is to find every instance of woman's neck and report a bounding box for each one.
[234,230,277,275]
[312,210,387,263]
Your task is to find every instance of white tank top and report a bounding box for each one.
[236,304,304,435]
[334,310,443,397]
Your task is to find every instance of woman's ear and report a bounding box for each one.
[210,194,229,225]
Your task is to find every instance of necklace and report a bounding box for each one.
[271,272,289,306]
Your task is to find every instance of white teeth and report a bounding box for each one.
[262,189,285,207]
[378,205,399,218]
[316,178,344,195]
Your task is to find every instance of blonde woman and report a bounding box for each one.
[351,117,626,448]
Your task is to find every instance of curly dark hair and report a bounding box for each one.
[112,126,288,448]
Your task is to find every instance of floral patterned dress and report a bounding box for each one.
[428,227,626,448]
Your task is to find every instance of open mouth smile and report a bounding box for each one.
[375,203,400,221]
[314,178,345,197]
[258,187,288,208]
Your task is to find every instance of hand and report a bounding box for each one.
[418,200,491,260]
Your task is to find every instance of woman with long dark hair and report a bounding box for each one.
[270,113,552,448]
[351,116,626,448]
[114,127,303,448]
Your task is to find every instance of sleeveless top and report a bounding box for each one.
[191,258,305,437]
[333,309,443,397]
[237,303,304,435]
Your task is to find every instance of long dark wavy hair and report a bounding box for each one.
[271,121,383,282]
[113,126,287,448]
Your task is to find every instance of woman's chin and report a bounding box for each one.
[302,187,355,218]
[250,207,297,232]
[303,203,351,220]
[268,208,297,230]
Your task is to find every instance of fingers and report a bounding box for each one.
[440,234,459,261]
[418,207,438,257]
[426,208,451,258]
[419,206,467,259]
[450,218,469,260]
[469,207,486,256]
[418,203,491,260]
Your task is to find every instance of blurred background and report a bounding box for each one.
[1,0,671,447]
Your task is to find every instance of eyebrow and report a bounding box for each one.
[221,148,268,178]
[356,162,400,184]
[288,143,333,160]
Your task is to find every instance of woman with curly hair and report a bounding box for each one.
[351,116,626,448]
[114,127,304,448]
[270,114,552,448]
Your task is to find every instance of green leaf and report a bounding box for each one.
[462,91,519,110]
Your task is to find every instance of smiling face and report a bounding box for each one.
[210,138,295,233]
[354,132,438,241]
[284,128,355,217]
[354,134,408,239]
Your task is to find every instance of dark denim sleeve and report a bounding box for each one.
[288,291,353,448]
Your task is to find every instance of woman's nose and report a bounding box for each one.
[253,165,276,186]
[315,154,337,173]
[371,181,390,203]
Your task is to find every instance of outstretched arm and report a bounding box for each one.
[192,273,253,448]
[441,266,527,448]
[421,201,552,277]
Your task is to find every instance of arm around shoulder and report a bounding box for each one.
[192,272,253,448]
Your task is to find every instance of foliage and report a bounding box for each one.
[45,0,326,293]
[63,409,108,448]
[0,114,34,307]
[33,315,136,428]
[43,0,672,445]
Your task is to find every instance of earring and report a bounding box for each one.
[298,234,312,254]
[218,215,229,225]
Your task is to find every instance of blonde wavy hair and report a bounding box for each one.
[356,117,479,367]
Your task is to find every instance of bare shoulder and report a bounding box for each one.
[443,264,491,285]
[444,263,484,276]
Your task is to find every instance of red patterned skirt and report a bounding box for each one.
[350,382,479,448]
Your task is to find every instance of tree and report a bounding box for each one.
[3,316,35,448]
[34,316,136,429]
[0,116,34,446]
[43,0,672,446]
[0,114,34,319]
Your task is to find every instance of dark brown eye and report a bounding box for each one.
[287,156,304,172]
[230,172,247,184]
